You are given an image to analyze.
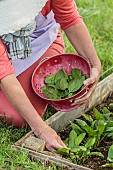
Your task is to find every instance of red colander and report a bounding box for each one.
[31,54,91,111]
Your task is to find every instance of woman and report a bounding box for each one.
[0,0,101,151]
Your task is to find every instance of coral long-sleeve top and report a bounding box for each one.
[0,0,82,80]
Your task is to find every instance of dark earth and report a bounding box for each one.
[58,93,113,170]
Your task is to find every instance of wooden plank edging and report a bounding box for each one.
[13,145,92,170]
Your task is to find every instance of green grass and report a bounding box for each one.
[0,121,62,170]
[64,0,113,78]
[0,0,113,169]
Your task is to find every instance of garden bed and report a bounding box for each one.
[59,92,113,170]
[83,94,113,170]
[14,73,113,170]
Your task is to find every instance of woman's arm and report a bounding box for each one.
[51,0,101,105]
[64,22,101,71]
[0,39,66,151]
[1,74,47,132]
[64,22,101,105]
[1,74,66,151]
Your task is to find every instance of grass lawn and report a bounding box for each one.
[0,0,113,169]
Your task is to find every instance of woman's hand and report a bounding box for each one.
[71,67,101,106]
[34,123,67,152]
[1,74,66,152]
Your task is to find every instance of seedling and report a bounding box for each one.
[56,107,113,165]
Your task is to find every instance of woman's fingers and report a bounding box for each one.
[36,125,67,152]
[46,137,67,152]
[71,68,100,106]
[57,136,67,148]
[71,83,96,106]
[84,67,100,85]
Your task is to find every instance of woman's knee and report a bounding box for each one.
[0,90,27,128]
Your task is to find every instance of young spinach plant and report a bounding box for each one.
[56,106,113,164]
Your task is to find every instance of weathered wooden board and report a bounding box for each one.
[14,145,92,170]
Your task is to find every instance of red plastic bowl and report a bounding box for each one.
[31,54,91,111]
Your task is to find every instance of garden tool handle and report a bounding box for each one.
[69,88,89,103]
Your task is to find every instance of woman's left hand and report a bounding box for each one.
[71,67,101,106]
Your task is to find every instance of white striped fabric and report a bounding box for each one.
[0,0,47,35]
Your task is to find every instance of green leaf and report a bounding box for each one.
[57,89,69,98]
[102,107,111,114]
[69,130,77,148]
[40,86,60,99]
[68,92,74,98]
[102,163,113,168]
[55,148,70,156]
[85,137,96,149]
[75,119,88,127]
[71,146,86,153]
[89,152,104,158]
[59,77,68,90]
[75,119,95,136]
[109,103,113,109]
[74,133,86,146]
[54,69,67,84]
[106,132,113,137]
[82,114,93,123]
[55,79,61,90]
[71,122,85,135]
[71,68,81,79]
[83,125,96,136]
[44,74,55,85]
[68,75,73,81]
[105,127,113,132]
[103,113,113,121]
[42,68,87,100]
[93,108,105,120]
[68,79,77,93]
[107,145,113,162]
[102,107,113,120]
[91,120,97,129]
[68,76,85,93]
[55,77,68,91]
[97,121,105,136]
[105,121,113,128]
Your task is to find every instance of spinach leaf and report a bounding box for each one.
[41,68,88,100]
[107,145,113,162]
[55,77,68,90]
[71,68,81,79]
[93,108,105,120]
[89,152,104,158]
[69,130,77,148]
[55,148,70,156]
[40,86,60,99]
[57,89,69,98]
[54,69,67,84]
[68,76,85,93]
[85,137,96,149]
[44,74,55,86]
